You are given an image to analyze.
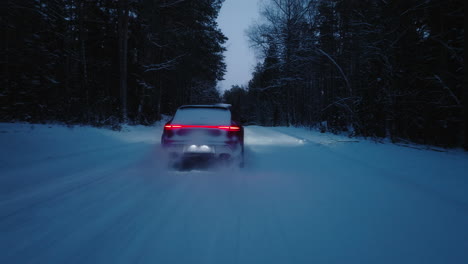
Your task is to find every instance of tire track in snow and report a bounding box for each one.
[0,144,150,221]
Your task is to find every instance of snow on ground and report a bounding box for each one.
[0,123,467,264]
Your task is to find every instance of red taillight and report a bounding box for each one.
[164,124,240,131]
[218,126,240,131]
[164,124,182,129]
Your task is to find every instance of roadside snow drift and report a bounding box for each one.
[1,123,467,264]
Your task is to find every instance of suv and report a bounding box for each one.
[161,104,244,167]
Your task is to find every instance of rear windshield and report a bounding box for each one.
[172,107,231,126]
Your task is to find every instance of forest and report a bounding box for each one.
[1,0,226,127]
[224,0,465,149]
[1,0,466,149]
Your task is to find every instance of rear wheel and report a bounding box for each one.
[238,144,245,168]
[167,158,179,169]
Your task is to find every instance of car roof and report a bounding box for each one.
[178,104,231,110]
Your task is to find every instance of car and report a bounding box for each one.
[161,104,244,168]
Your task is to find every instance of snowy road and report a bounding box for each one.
[1,124,467,264]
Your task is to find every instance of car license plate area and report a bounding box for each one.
[184,145,213,153]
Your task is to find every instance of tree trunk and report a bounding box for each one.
[118,0,129,122]
[79,0,89,121]
[463,59,468,150]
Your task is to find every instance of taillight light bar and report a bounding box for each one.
[164,125,182,129]
[164,124,240,131]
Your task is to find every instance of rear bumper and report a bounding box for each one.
[162,141,242,159]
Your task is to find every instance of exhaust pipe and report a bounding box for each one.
[219,153,231,160]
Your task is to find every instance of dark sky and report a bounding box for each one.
[217,0,261,92]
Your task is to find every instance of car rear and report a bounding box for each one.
[161,105,244,166]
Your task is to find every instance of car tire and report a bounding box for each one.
[238,144,245,168]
